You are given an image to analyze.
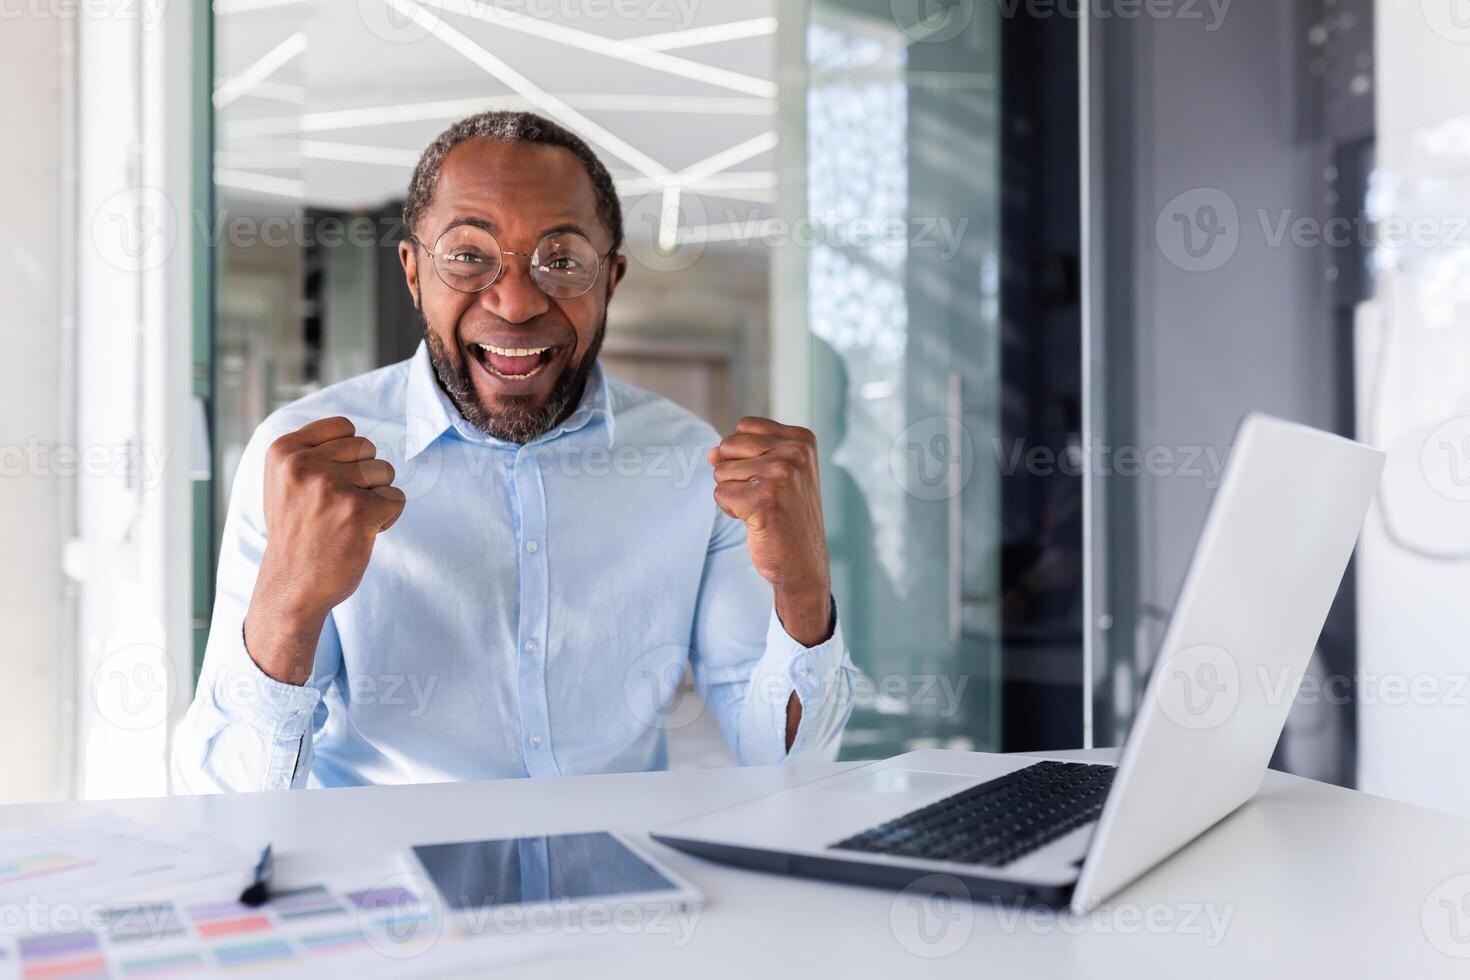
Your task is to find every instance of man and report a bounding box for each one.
[173,112,857,791]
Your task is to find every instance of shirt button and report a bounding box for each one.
[525,639,539,653]
[798,668,811,678]
[525,540,539,553]
[530,735,543,747]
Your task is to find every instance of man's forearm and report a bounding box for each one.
[243,560,330,686]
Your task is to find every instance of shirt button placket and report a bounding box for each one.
[515,447,557,776]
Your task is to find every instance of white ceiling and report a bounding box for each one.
[213,0,780,249]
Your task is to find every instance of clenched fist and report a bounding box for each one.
[244,416,406,685]
[708,417,833,648]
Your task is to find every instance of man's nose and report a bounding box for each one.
[477,255,551,323]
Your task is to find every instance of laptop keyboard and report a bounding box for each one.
[830,761,1116,867]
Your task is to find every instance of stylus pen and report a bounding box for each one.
[239,844,273,907]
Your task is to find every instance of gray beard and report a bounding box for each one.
[420,308,606,445]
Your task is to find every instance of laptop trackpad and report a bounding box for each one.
[823,769,974,797]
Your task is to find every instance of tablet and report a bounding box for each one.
[409,831,700,919]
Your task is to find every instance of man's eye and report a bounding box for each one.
[448,251,488,266]
[546,256,582,271]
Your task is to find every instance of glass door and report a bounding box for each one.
[784,0,1084,757]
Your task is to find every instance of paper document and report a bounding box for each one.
[0,812,250,907]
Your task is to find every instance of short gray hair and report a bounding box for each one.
[402,110,623,254]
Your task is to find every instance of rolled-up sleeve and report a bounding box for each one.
[170,421,341,793]
[690,510,858,766]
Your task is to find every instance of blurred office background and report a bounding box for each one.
[2,0,1468,814]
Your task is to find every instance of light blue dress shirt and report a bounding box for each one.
[172,342,857,792]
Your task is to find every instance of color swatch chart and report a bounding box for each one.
[2,883,443,979]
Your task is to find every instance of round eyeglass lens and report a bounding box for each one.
[433,225,503,292]
[530,232,602,298]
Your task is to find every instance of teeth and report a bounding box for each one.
[478,343,549,357]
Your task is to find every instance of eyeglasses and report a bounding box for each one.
[410,224,614,300]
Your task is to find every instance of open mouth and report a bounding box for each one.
[469,342,559,381]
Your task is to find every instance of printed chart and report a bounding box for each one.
[4,883,442,978]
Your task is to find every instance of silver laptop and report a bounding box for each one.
[653,414,1385,914]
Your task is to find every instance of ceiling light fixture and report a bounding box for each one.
[624,17,778,52]
[423,0,777,98]
[213,31,307,110]
[375,0,673,182]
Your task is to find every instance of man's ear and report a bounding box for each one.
[398,238,421,309]
[604,253,628,304]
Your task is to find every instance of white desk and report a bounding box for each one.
[3,750,1468,978]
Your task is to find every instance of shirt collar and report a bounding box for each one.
[403,340,615,459]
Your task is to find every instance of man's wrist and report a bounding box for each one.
[243,595,326,687]
[774,585,834,648]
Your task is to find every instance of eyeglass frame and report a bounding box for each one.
[407,225,617,300]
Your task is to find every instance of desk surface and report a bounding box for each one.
[3,750,1468,978]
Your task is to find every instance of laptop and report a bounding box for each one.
[652,414,1385,914]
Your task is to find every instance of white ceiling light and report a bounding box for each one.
[617,172,777,204]
[676,131,778,184]
[215,168,306,199]
[215,149,302,170]
[375,0,673,182]
[213,31,307,110]
[223,93,773,139]
[624,17,778,52]
[212,79,304,105]
[650,133,777,248]
[213,0,304,13]
[301,141,423,167]
[423,0,777,98]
